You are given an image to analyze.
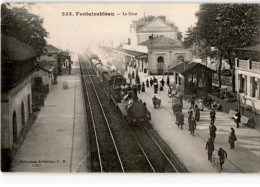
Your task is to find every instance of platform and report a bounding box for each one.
[11,61,89,172]
[124,68,260,173]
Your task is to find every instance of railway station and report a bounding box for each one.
[1,3,260,177]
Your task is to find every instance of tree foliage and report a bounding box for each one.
[184,3,260,90]
[1,3,48,57]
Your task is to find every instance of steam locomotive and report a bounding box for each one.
[89,54,151,124]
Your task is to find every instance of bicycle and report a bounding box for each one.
[211,154,221,171]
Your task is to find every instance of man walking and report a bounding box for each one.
[210,109,216,125]
[209,123,217,142]
[205,138,214,161]
[166,76,170,87]
[189,117,196,136]
[218,147,228,169]
[150,78,153,87]
[234,109,241,128]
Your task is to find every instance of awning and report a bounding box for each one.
[171,62,216,75]
[114,48,147,58]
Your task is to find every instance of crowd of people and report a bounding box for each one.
[126,68,241,170]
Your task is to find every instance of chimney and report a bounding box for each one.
[128,38,131,45]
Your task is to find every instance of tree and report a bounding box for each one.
[184,4,260,91]
[1,3,48,57]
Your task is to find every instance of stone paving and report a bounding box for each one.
[125,67,260,173]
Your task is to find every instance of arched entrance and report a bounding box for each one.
[28,95,31,118]
[157,56,164,75]
[13,111,17,144]
[21,102,25,126]
[177,55,184,63]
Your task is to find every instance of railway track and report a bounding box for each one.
[79,56,187,173]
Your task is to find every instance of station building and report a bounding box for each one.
[114,16,192,75]
[1,35,36,171]
[235,44,260,110]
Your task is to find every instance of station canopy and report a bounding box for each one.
[171,61,216,75]
[114,48,147,59]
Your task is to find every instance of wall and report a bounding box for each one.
[1,76,32,149]
[148,48,192,74]
[39,54,58,67]
[236,68,260,110]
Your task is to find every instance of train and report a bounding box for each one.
[89,53,151,125]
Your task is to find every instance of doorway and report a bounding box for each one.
[157,56,164,75]
[13,111,17,144]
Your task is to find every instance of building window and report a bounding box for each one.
[252,77,257,98]
[175,73,178,83]
[177,55,184,63]
[157,56,164,69]
[48,54,52,57]
[239,74,247,95]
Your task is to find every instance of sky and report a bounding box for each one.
[25,3,200,52]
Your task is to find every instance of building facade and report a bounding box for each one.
[121,16,192,75]
[1,35,36,171]
[235,59,260,110]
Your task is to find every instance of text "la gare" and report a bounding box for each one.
[122,12,137,16]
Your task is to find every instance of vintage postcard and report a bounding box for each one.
[1,2,260,174]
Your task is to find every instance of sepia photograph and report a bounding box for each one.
[1,1,260,175]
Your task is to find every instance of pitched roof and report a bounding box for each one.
[171,62,216,75]
[135,16,177,32]
[45,44,60,53]
[37,60,55,72]
[113,48,147,58]
[139,36,182,47]
[2,35,36,62]
[58,50,70,57]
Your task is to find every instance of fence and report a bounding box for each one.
[197,89,260,129]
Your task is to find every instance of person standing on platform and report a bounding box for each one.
[167,76,170,87]
[146,79,149,87]
[150,78,153,87]
[209,123,217,142]
[132,71,135,80]
[190,95,195,109]
[141,82,145,92]
[188,108,193,119]
[189,117,196,136]
[194,105,200,122]
[234,109,241,128]
[161,78,165,87]
[69,63,71,75]
[205,138,214,161]
[218,147,227,169]
[176,111,184,129]
[228,128,237,149]
[137,83,141,93]
[210,109,216,125]
[154,80,158,94]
